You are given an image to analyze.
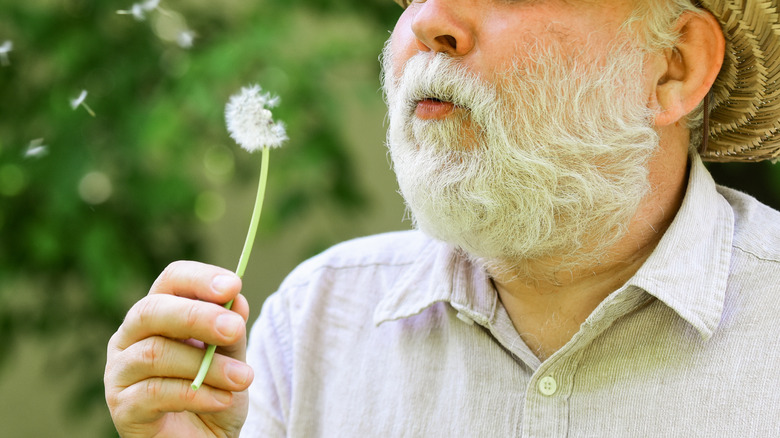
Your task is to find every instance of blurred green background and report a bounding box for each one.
[0,0,406,436]
[0,0,778,436]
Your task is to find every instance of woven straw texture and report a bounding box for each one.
[391,0,780,162]
[700,0,780,162]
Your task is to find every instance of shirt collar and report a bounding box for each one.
[373,237,497,327]
[374,154,734,340]
[627,154,733,340]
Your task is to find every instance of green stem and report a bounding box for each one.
[235,146,270,279]
[191,147,270,391]
[81,102,96,117]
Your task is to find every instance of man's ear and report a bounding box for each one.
[652,10,726,126]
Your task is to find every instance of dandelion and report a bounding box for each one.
[24,138,47,159]
[0,40,12,66]
[225,85,287,151]
[70,90,95,117]
[192,84,288,391]
[176,30,196,49]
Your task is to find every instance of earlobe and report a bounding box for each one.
[652,10,726,127]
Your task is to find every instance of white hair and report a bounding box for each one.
[382,38,659,281]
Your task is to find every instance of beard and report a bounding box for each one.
[381,38,660,280]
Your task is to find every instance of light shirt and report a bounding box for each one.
[242,155,780,437]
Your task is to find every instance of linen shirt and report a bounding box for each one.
[242,155,780,437]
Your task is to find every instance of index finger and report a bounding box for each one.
[150,260,242,305]
[111,294,247,352]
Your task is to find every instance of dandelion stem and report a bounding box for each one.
[81,102,96,117]
[235,146,270,279]
[192,147,271,391]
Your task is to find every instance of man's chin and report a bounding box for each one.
[416,224,611,284]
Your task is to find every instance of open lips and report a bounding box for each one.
[415,97,457,119]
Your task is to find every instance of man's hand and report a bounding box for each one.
[105,261,254,437]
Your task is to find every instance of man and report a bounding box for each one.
[105,0,780,436]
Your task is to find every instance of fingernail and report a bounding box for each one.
[215,313,243,338]
[226,362,252,386]
[211,274,236,295]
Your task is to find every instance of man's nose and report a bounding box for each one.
[411,0,475,56]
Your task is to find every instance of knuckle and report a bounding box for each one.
[156,261,182,287]
[141,337,166,370]
[104,359,117,389]
[184,302,203,331]
[166,260,189,276]
[144,378,164,400]
[180,380,197,402]
[104,381,118,408]
[133,296,160,328]
[151,260,192,294]
[105,386,125,415]
[107,330,122,353]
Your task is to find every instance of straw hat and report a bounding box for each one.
[390,0,780,163]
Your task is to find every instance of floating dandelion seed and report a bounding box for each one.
[0,40,12,66]
[70,90,96,117]
[24,138,48,159]
[116,3,146,21]
[176,30,196,49]
[192,84,288,391]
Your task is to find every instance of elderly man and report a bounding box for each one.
[105,0,780,436]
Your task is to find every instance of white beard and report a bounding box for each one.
[381,39,660,279]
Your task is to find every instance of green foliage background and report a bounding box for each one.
[0,0,401,435]
[0,0,778,436]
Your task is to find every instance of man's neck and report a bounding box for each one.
[490,132,691,361]
[491,242,661,361]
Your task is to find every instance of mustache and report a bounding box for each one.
[382,47,495,113]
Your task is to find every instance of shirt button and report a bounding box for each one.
[538,376,557,396]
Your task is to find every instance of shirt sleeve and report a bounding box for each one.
[240,291,292,437]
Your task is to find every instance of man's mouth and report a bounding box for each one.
[415,97,456,120]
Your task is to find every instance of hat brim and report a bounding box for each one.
[697,0,780,162]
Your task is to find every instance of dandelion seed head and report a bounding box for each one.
[225,84,288,152]
[70,90,88,109]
